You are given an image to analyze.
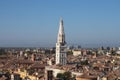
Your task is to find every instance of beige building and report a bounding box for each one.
[76,75,97,80]
[73,50,82,56]
[45,65,83,78]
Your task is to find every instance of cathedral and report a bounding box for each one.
[56,18,67,65]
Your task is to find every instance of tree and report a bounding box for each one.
[0,48,6,55]
[57,71,75,80]
[81,60,89,65]
[63,72,71,80]
[57,73,64,79]
[67,51,73,55]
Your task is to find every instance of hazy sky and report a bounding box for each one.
[0,0,120,47]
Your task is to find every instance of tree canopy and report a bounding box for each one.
[57,71,75,80]
[0,48,6,55]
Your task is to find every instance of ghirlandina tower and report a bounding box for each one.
[56,17,67,65]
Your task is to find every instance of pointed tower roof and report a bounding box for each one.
[58,17,64,35]
[57,17,66,44]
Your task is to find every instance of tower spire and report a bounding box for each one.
[59,17,64,34]
[57,17,65,44]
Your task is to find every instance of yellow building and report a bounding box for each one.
[76,75,97,80]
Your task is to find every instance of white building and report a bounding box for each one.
[56,17,67,65]
[20,51,23,57]
[73,50,82,56]
[45,66,83,78]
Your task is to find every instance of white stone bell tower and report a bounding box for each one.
[56,17,67,65]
